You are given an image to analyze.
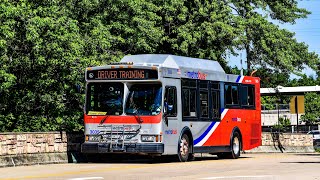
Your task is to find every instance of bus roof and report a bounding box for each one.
[86,54,256,83]
[120,54,225,74]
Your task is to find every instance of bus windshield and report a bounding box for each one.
[125,84,162,115]
[86,82,124,115]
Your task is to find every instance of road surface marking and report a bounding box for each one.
[67,177,104,180]
[200,175,273,179]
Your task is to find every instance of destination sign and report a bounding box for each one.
[87,68,158,80]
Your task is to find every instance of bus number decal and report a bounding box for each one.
[90,130,100,134]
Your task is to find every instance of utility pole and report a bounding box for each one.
[295,96,299,133]
[240,53,243,76]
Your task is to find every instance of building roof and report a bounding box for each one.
[261,85,320,96]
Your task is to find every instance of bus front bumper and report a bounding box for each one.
[81,142,164,154]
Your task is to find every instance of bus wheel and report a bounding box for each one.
[218,132,241,159]
[178,134,190,162]
[230,131,241,159]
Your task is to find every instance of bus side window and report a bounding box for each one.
[211,90,220,119]
[225,83,240,108]
[241,85,255,108]
[165,86,177,116]
[182,79,197,118]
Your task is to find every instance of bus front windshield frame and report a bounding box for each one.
[86,82,124,116]
[125,83,162,116]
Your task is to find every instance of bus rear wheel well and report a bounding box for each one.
[231,127,242,150]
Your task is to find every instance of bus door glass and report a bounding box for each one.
[163,85,178,153]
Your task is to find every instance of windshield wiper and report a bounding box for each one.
[133,108,143,124]
[99,115,109,125]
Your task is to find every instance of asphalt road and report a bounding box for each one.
[0,153,319,180]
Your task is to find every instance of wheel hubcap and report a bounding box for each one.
[180,137,189,156]
[233,137,240,154]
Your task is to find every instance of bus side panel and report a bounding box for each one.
[202,76,261,150]
[190,121,221,147]
[202,109,252,148]
[220,109,257,150]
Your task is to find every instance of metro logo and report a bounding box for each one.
[165,129,177,134]
[185,71,208,80]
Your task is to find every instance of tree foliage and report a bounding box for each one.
[301,93,320,124]
[0,0,319,132]
[225,0,319,75]
[155,0,241,69]
[0,0,86,132]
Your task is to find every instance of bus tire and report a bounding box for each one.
[178,134,190,162]
[217,131,241,159]
[229,131,241,159]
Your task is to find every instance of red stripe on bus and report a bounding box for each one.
[84,114,162,124]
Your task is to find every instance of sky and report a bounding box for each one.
[228,0,320,78]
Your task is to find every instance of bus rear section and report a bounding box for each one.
[179,75,261,160]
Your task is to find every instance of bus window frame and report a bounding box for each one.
[182,79,221,122]
[199,80,210,121]
[224,83,256,110]
[240,84,256,109]
[224,83,241,108]
[182,79,198,121]
[210,81,221,121]
[164,86,177,117]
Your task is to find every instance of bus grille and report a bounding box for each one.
[97,124,141,152]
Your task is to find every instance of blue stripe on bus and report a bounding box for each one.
[236,75,241,83]
[193,121,216,145]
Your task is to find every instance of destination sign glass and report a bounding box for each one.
[87,68,158,80]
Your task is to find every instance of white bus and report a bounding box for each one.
[81,54,261,161]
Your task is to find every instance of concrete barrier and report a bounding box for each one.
[0,132,84,167]
[0,132,316,167]
[246,132,315,153]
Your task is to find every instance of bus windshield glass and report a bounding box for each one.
[125,84,162,115]
[86,82,124,115]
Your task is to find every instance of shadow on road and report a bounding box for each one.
[294,153,320,157]
[281,161,320,164]
[280,153,320,164]
[78,153,252,164]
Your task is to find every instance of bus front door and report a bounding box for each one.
[163,84,180,154]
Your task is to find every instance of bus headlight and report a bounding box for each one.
[87,135,101,142]
[141,135,155,142]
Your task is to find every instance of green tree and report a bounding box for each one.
[289,74,318,87]
[1,0,319,132]
[0,0,86,132]
[300,92,320,125]
[273,116,291,132]
[155,0,241,69]
[225,0,319,75]
[69,0,163,64]
[0,0,165,132]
